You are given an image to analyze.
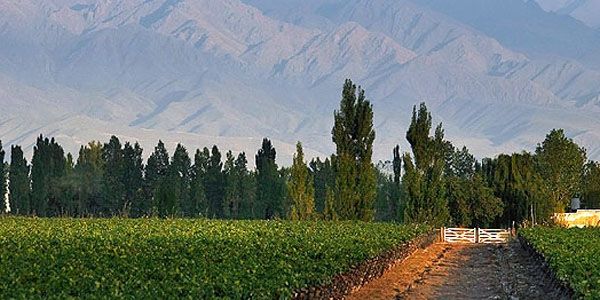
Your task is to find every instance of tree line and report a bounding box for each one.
[0,79,599,226]
[374,104,598,227]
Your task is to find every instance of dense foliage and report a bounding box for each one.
[288,142,315,220]
[255,138,286,219]
[535,129,587,213]
[583,161,600,209]
[402,104,449,226]
[0,217,429,299]
[331,79,376,221]
[0,80,598,226]
[389,108,594,227]
[520,227,600,299]
[0,141,6,213]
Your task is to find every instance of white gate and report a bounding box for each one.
[478,229,511,244]
[442,228,477,243]
[442,228,511,244]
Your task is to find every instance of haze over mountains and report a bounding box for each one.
[1,0,600,163]
[535,0,600,29]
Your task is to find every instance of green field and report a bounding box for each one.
[0,218,428,299]
[520,227,600,299]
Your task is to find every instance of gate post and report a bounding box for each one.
[441,227,445,242]
[476,228,479,243]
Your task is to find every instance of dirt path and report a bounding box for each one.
[347,241,568,300]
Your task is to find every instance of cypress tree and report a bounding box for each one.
[205,145,224,218]
[123,142,144,217]
[163,143,190,216]
[223,151,239,219]
[287,142,315,220]
[58,153,77,216]
[331,79,376,221]
[0,141,6,214]
[189,148,209,216]
[75,142,104,215]
[309,157,334,214]
[30,135,66,216]
[393,145,402,184]
[255,138,284,219]
[30,135,48,216]
[235,152,255,219]
[9,146,30,215]
[48,139,67,216]
[102,136,126,215]
[145,140,170,216]
[222,151,255,219]
[392,145,403,221]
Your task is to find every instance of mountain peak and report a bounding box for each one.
[1,0,600,162]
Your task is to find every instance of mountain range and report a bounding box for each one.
[1,0,599,163]
[534,0,600,29]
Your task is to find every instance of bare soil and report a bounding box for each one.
[347,241,568,300]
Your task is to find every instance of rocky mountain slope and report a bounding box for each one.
[1,0,600,163]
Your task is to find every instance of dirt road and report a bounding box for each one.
[347,241,568,300]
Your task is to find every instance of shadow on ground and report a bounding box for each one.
[348,241,569,300]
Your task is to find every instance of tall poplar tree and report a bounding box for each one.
[9,146,30,215]
[331,79,376,221]
[288,142,315,220]
[402,103,449,226]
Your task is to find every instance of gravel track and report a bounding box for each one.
[347,241,568,300]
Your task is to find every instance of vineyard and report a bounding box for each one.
[520,227,600,299]
[0,217,429,299]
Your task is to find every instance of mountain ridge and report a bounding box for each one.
[1,0,600,163]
